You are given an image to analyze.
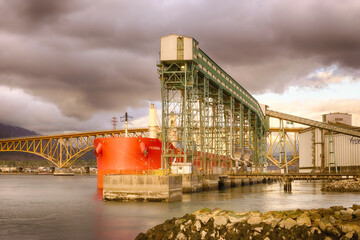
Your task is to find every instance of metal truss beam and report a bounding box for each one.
[266,109,360,137]
[266,127,300,170]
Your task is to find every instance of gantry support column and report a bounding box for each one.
[160,61,197,170]
[159,34,266,174]
[279,119,288,173]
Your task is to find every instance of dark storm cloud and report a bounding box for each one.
[0,0,360,124]
[0,0,78,32]
[183,1,360,92]
[11,0,72,22]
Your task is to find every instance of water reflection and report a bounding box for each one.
[1,176,359,240]
[94,188,103,201]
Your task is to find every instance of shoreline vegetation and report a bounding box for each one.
[0,159,97,174]
[136,205,360,240]
[0,166,97,175]
[0,172,97,175]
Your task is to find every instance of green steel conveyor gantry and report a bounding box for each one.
[158,34,266,174]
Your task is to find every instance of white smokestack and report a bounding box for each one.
[148,103,158,138]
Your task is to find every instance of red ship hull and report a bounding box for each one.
[94,137,162,188]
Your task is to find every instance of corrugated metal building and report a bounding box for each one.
[299,113,360,173]
[324,134,360,169]
[299,128,323,172]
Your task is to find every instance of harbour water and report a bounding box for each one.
[0,175,359,240]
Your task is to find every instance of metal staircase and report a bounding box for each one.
[328,131,338,173]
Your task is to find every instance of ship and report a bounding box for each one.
[94,104,229,189]
[94,104,162,188]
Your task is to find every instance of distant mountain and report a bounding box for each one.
[0,123,39,139]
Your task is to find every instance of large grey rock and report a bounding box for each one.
[228,215,249,223]
[341,224,360,234]
[175,232,186,240]
[249,211,261,217]
[329,216,337,224]
[201,230,207,239]
[195,220,202,231]
[312,218,321,228]
[262,216,275,225]
[343,232,354,239]
[270,218,282,228]
[238,212,250,216]
[341,208,354,215]
[330,206,345,211]
[353,204,360,210]
[196,214,210,225]
[226,223,235,231]
[319,219,331,231]
[296,216,311,227]
[180,224,186,231]
[340,214,353,221]
[247,216,262,225]
[213,216,227,227]
[325,226,341,238]
[279,218,297,229]
[298,212,310,218]
[354,209,360,217]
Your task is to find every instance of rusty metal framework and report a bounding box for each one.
[0,128,149,168]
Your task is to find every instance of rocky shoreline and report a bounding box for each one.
[136,205,360,240]
[322,179,360,192]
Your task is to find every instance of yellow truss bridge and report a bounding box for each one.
[1,109,358,170]
[267,127,302,169]
[0,128,149,168]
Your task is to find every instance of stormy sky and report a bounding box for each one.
[0,0,360,133]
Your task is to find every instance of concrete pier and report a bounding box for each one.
[203,174,220,190]
[242,178,251,185]
[218,176,231,189]
[182,174,203,193]
[102,173,283,202]
[231,178,243,187]
[230,177,265,187]
[103,175,182,202]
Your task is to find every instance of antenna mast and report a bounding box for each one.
[120,112,133,137]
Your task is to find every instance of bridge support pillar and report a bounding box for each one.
[284,178,292,192]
